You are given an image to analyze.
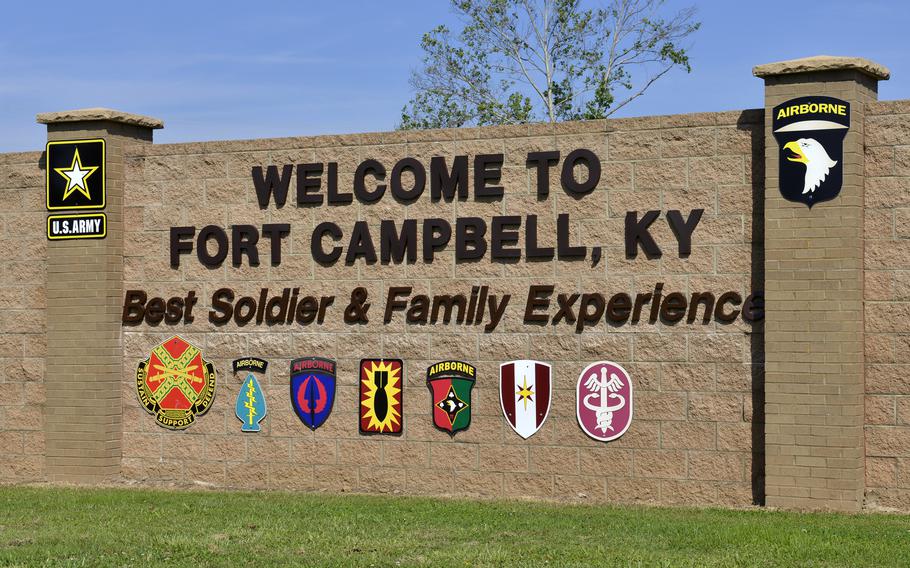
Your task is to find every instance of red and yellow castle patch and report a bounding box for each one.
[136,336,216,430]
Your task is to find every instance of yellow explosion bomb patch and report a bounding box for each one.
[359,359,403,434]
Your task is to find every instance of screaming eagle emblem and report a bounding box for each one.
[360,359,403,434]
[136,336,216,430]
[773,96,850,207]
[427,361,476,435]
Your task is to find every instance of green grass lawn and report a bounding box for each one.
[0,486,907,567]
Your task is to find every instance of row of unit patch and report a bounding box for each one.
[135,336,633,442]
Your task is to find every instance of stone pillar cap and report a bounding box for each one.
[753,55,890,80]
[36,107,164,129]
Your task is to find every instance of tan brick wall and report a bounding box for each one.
[44,121,153,483]
[863,99,910,511]
[5,95,908,512]
[119,111,764,506]
[0,151,46,482]
[761,70,878,512]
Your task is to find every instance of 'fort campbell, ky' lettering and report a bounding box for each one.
[122,149,763,332]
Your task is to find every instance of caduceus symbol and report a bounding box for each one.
[583,367,626,434]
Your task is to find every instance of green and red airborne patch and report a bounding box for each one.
[427,361,476,435]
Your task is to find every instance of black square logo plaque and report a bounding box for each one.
[46,138,105,210]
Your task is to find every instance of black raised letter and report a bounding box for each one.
[231,225,260,266]
[625,210,661,258]
[527,151,560,198]
[560,149,600,195]
[491,216,521,260]
[262,223,290,265]
[296,163,324,205]
[390,157,426,202]
[346,221,377,264]
[474,154,504,199]
[455,217,488,260]
[197,225,228,267]
[666,209,704,257]
[380,219,417,263]
[170,226,195,268]
[312,222,343,264]
[354,159,387,203]
[430,156,468,201]
[423,218,452,261]
[252,164,293,208]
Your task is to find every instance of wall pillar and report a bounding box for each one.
[754,57,888,510]
[37,108,162,483]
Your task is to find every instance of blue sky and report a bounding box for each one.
[1,0,906,152]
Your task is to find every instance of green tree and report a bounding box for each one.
[399,0,699,129]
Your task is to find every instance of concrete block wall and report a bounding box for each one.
[756,58,886,512]
[41,115,156,483]
[765,71,874,510]
[0,55,907,512]
[118,111,764,506]
[0,151,46,481]
[863,99,910,511]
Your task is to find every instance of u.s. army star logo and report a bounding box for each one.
[45,139,105,210]
[772,97,849,208]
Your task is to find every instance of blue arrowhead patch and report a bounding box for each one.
[290,357,337,431]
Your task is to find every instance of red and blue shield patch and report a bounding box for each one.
[290,357,336,431]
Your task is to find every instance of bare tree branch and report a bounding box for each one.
[606,64,673,117]
[399,0,699,129]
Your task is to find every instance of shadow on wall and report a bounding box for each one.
[741,109,766,506]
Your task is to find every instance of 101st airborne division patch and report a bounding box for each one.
[772,96,850,208]
[136,336,217,430]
